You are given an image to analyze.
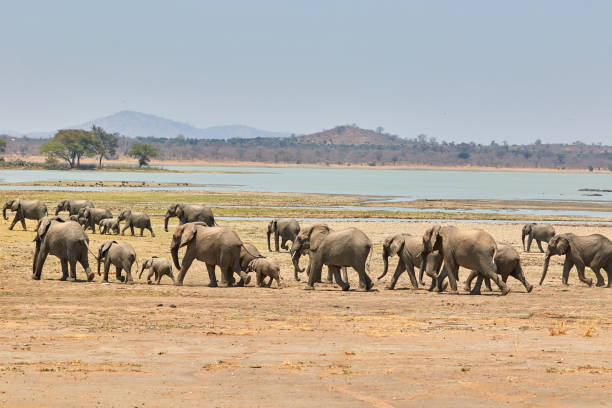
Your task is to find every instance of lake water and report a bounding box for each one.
[0,166,611,203]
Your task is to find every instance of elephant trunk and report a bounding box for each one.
[2,204,7,220]
[291,249,304,281]
[378,247,389,280]
[97,255,102,276]
[267,230,272,252]
[521,230,527,250]
[32,240,40,278]
[164,210,171,232]
[419,253,429,281]
[171,240,181,271]
[540,252,552,285]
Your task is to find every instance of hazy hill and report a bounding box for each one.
[297,126,405,145]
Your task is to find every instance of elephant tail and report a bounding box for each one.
[241,244,264,260]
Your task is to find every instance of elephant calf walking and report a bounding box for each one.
[99,218,120,235]
[97,240,138,284]
[246,257,282,288]
[139,257,174,284]
[463,245,533,293]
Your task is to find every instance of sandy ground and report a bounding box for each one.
[0,218,611,407]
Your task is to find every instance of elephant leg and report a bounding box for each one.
[526,235,533,252]
[69,260,78,282]
[8,214,19,230]
[464,270,477,292]
[274,232,280,252]
[124,265,134,284]
[478,259,509,296]
[175,247,197,286]
[604,263,612,288]
[329,265,350,291]
[443,260,459,293]
[33,246,50,280]
[511,266,533,293]
[536,240,545,253]
[130,225,135,236]
[121,224,128,235]
[387,262,405,290]
[102,260,111,283]
[78,250,94,282]
[147,270,155,284]
[342,267,349,286]
[484,277,493,292]
[148,226,155,237]
[354,264,372,291]
[60,259,69,281]
[266,276,274,287]
[232,260,251,286]
[256,271,264,286]
[591,267,605,287]
[280,237,288,251]
[20,217,27,230]
[470,275,484,295]
[325,267,333,283]
[206,263,218,287]
[116,266,126,283]
[305,259,323,290]
[140,228,144,237]
[561,258,574,285]
[419,262,426,286]
[575,262,592,286]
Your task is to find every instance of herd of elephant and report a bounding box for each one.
[3,197,612,294]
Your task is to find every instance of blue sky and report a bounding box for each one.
[1,0,610,143]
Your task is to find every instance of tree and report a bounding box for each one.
[91,125,119,167]
[128,143,159,167]
[0,138,6,155]
[39,129,99,168]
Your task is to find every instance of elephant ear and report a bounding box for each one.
[100,241,116,258]
[389,235,404,256]
[308,224,330,252]
[557,236,570,254]
[35,218,53,242]
[272,220,278,231]
[11,199,21,211]
[180,223,198,247]
[426,225,441,252]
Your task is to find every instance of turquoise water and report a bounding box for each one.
[0,166,610,202]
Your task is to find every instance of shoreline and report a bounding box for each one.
[3,155,611,173]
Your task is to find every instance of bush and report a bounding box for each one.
[457,151,470,160]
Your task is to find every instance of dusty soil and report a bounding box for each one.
[1,218,611,407]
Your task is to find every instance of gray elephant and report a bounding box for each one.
[139,256,174,284]
[377,233,443,290]
[97,240,137,284]
[69,214,87,227]
[246,257,282,288]
[3,198,48,230]
[461,245,533,293]
[267,218,300,252]
[522,223,555,253]
[32,216,94,282]
[541,233,612,287]
[420,225,510,295]
[117,209,155,237]
[290,224,373,291]
[55,199,94,216]
[78,207,112,233]
[170,222,251,287]
[164,203,215,232]
[99,218,120,235]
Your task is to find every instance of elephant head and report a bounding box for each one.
[289,224,330,278]
[419,225,442,280]
[522,224,535,250]
[32,216,66,277]
[540,234,571,285]
[139,256,158,279]
[97,241,117,275]
[117,209,131,222]
[164,203,181,232]
[267,220,278,251]
[3,198,20,220]
[378,234,406,280]
[55,199,69,215]
[170,222,204,270]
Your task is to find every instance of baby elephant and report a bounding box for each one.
[246,257,282,288]
[118,209,155,237]
[139,256,174,284]
[99,218,120,235]
[464,245,533,293]
[97,240,137,284]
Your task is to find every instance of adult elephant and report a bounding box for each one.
[55,199,94,216]
[267,218,300,252]
[32,216,94,282]
[522,223,555,253]
[164,203,215,232]
[97,240,138,284]
[78,207,112,234]
[540,233,612,287]
[377,233,442,290]
[171,222,251,287]
[117,209,155,237]
[3,198,48,230]
[290,224,373,291]
[419,225,510,295]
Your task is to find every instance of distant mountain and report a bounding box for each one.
[297,125,405,146]
[16,110,291,139]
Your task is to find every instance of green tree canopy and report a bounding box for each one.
[91,125,119,167]
[0,137,6,154]
[128,143,159,167]
[39,129,101,168]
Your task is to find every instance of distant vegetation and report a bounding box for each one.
[1,125,612,171]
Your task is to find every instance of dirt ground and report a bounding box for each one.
[0,218,611,407]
